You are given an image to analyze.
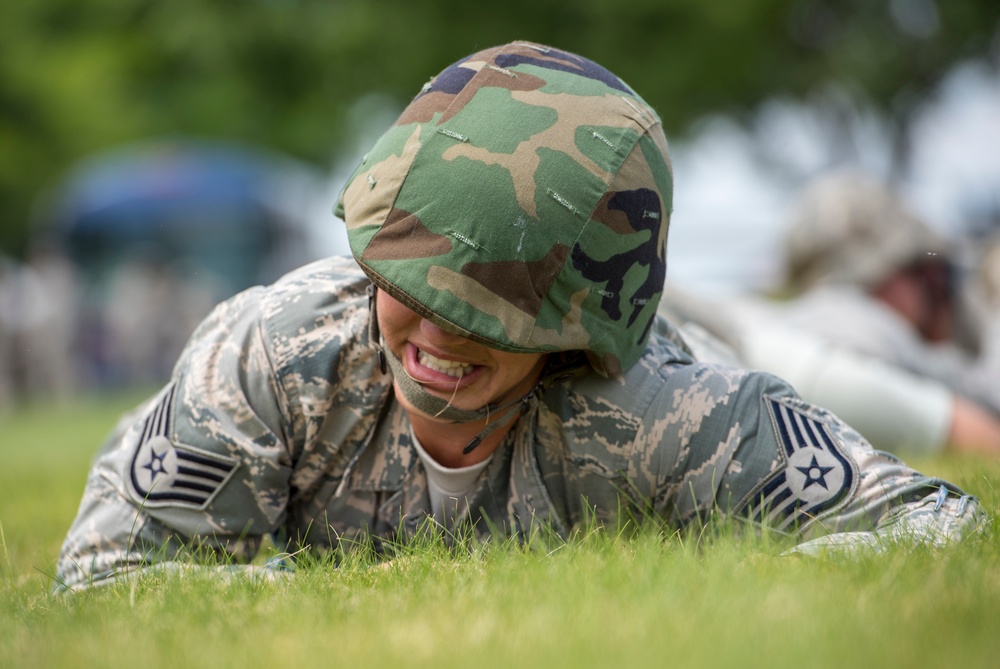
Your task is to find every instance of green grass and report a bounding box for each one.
[3,392,1000,668]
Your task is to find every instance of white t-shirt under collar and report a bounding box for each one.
[410,428,493,523]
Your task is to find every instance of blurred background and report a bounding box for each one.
[0,0,998,408]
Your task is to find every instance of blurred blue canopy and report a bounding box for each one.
[44,138,315,296]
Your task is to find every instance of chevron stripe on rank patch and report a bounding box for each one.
[742,396,856,532]
[127,383,239,509]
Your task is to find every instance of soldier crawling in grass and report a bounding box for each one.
[57,41,985,590]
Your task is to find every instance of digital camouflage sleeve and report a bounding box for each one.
[55,258,987,591]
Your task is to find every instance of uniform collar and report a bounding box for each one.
[347,396,569,540]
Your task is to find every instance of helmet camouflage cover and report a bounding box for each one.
[336,41,673,377]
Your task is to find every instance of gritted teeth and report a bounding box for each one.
[418,349,474,378]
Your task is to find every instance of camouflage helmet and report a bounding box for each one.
[784,171,951,292]
[335,41,673,378]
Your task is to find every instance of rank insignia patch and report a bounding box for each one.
[741,396,856,532]
[128,383,239,509]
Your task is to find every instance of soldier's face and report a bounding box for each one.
[376,290,547,413]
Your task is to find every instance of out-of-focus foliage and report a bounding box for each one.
[1,0,997,256]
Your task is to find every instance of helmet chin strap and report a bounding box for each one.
[367,283,540,454]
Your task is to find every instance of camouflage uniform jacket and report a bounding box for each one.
[57,257,984,590]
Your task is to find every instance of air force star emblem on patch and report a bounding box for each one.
[742,396,856,532]
[128,383,238,509]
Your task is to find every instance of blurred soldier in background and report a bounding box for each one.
[779,171,1000,415]
[661,283,1000,457]
[0,248,79,408]
[102,252,222,386]
[662,171,1000,457]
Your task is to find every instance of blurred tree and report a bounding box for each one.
[0,0,997,256]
